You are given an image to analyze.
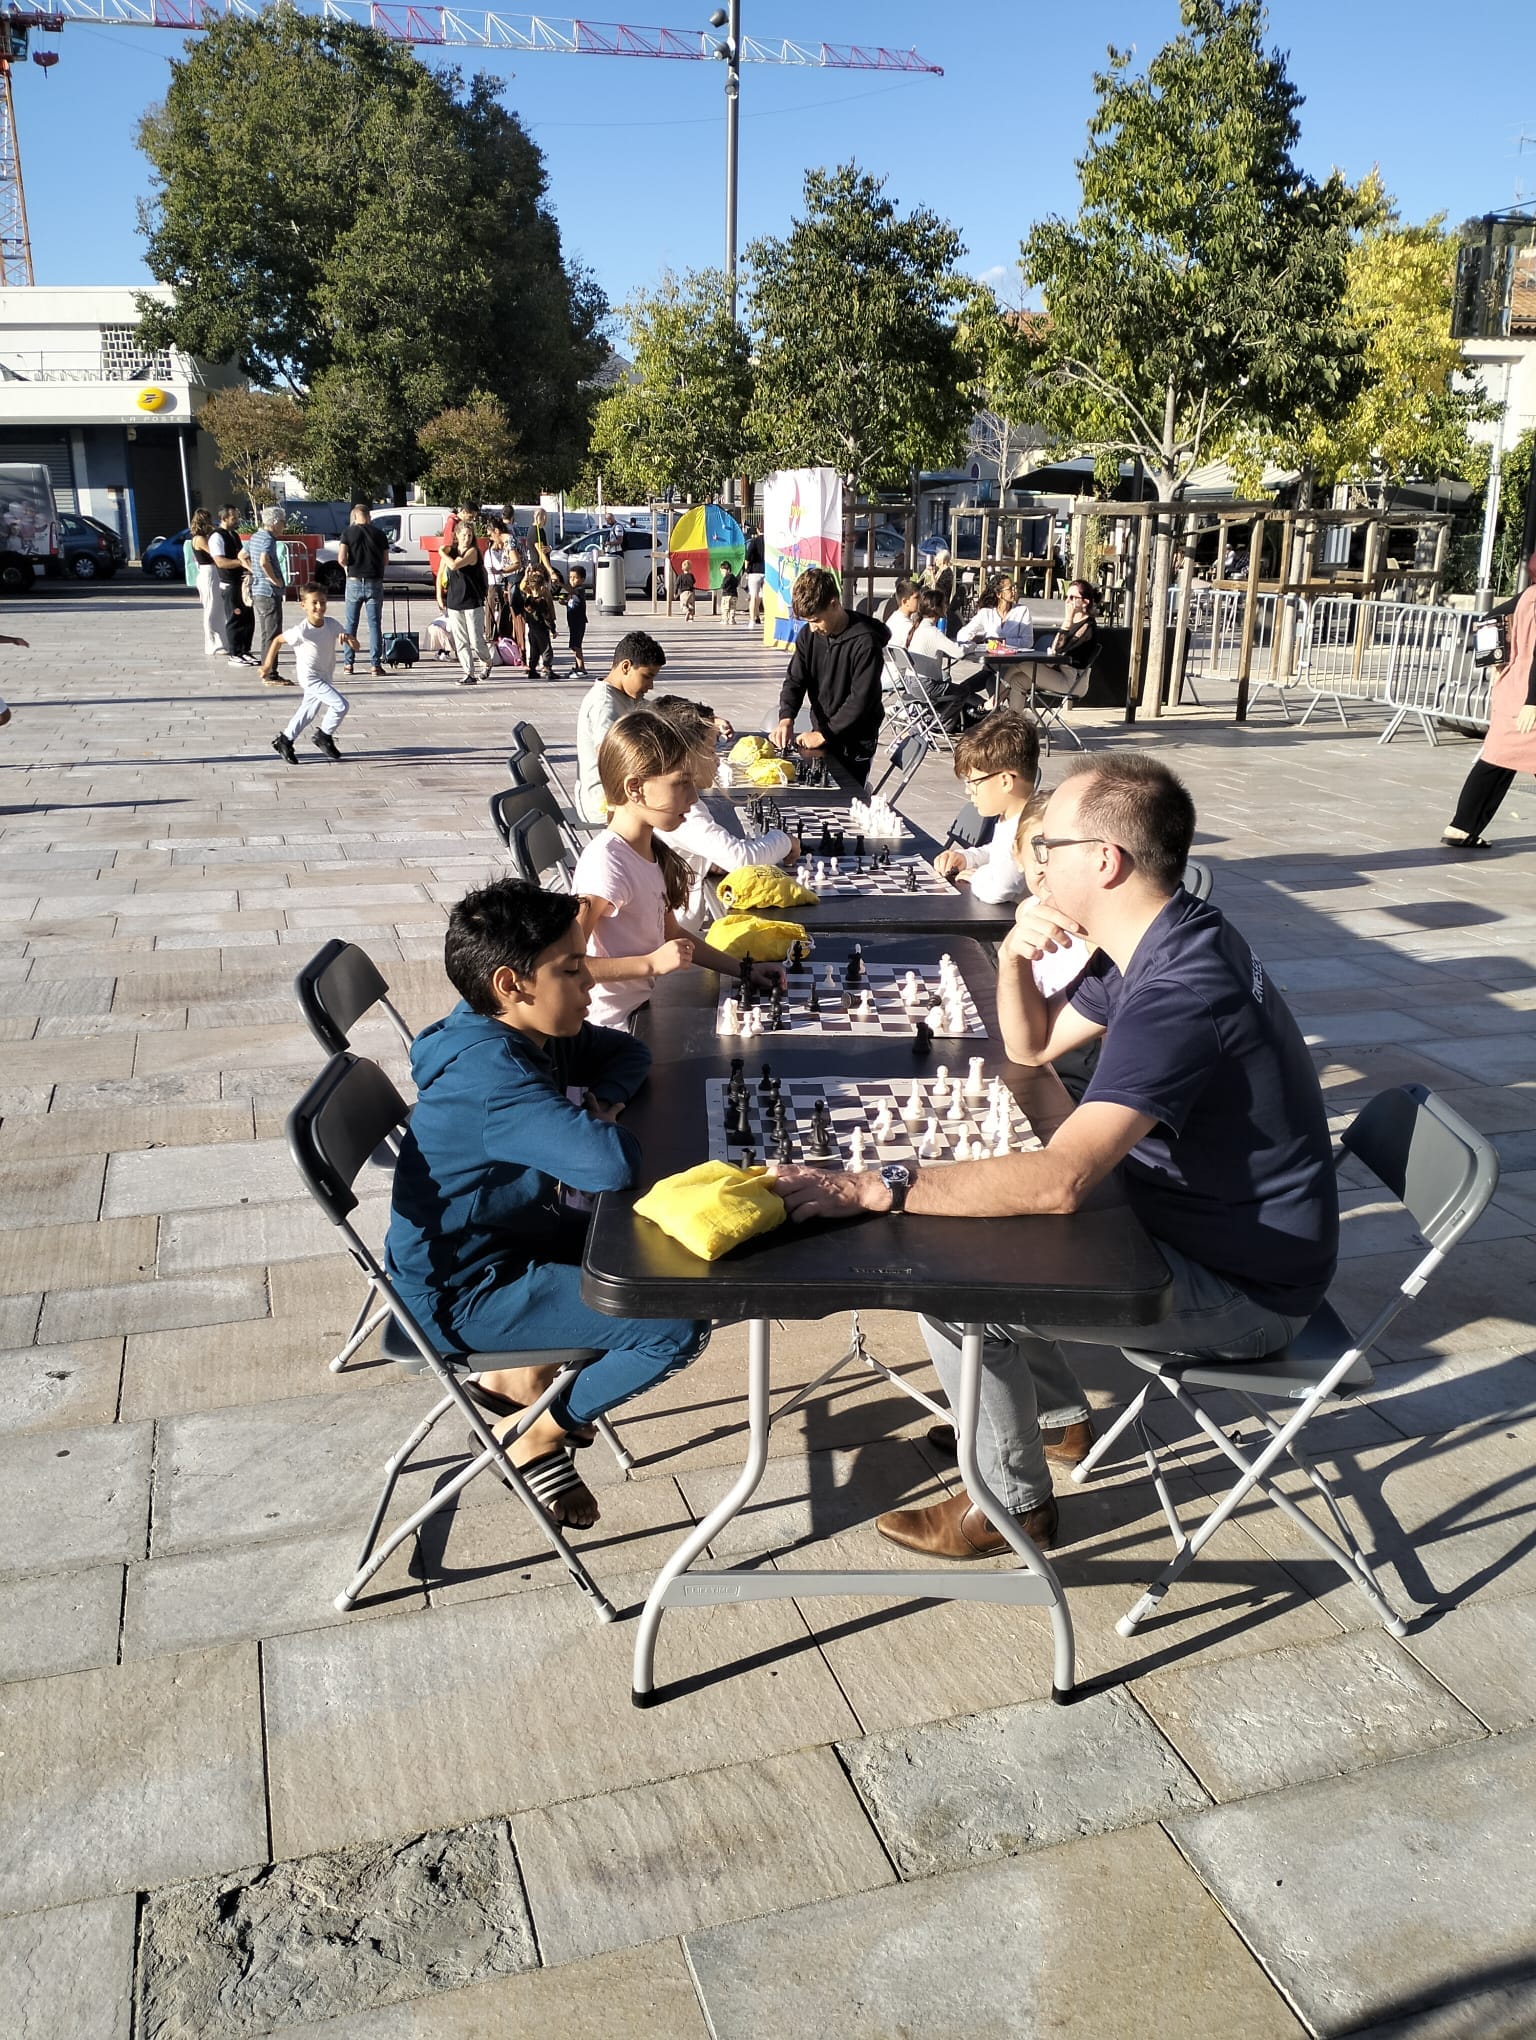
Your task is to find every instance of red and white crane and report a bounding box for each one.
[0,5,942,285]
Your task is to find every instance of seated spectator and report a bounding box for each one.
[957,574,1034,651]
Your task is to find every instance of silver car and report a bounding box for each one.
[546,526,659,596]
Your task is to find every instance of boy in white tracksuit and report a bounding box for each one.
[265,583,358,764]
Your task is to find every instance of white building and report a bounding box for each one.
[0,285,236,553]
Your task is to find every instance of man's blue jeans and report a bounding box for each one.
[342,577,384,668]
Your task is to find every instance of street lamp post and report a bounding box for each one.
[709,2,742,319]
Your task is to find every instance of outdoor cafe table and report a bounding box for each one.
[582,938,1172,1706]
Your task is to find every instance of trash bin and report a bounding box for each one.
[595,550,627,616]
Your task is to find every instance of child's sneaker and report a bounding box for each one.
[313,729,342,760]
[271,732,298,764]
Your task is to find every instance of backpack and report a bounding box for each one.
[493,636,523,667]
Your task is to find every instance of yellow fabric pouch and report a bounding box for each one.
[746,757,797,787]
[635,1161,786,1262]
[717,866,818,910]
[729,733,774,765]
[706,912,809,960]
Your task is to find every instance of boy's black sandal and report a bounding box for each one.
[465,1377,596,1446]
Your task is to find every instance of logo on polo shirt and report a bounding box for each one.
[1251,955,1265,1004]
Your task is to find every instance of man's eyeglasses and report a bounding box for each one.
[1029,834,1125,865]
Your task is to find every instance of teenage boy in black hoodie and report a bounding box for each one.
[772,566,888,787]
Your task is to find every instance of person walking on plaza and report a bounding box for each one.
[247,505,289,671]
[189,508,236,663]
[210,506,254,662]
[266,582,358,763]
[565,566,590,675]
[1443,561,1536,849]
[521,567,558,679]
[442,503,491,686]
[744,524,765,624]
[336,502,389,677]
[718,560,741,626]
[675,560,697,621]
[772,565,888,787]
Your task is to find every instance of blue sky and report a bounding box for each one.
[20,0,1536,324]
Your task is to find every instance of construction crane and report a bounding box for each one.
[0,5,943,285]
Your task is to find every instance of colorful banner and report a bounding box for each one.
[761,467,842,647]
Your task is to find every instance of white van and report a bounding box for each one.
[317,506,454,587]
[0,463,60,594]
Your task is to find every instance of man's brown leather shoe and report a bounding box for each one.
[876,1490,1059,1559]
[924,1418,1095,1468]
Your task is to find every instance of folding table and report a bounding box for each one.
[582,943,1171,1706]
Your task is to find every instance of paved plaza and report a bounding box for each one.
[2,579,1536,2039]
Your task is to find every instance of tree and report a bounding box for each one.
[744,164,974,497]
[136,8,606,498]
[196,387,307,521]
[586,269,754,503]
[417,392,521,506]
[1229,176,1493,489]
[1018,0,1365,710]
[959,286,1057,502]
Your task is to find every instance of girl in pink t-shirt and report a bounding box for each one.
[572,711,783,1030]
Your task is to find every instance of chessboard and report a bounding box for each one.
[793,856,952,898]
[718,955,986,1039]
[708,1072,1039,1170]
[742,798,910,845]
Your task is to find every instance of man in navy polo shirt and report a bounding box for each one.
[775,751,1339,1557]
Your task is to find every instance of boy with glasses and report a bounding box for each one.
[932,710,1039,904]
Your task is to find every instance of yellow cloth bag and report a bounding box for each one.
[746,757,798,787]
[716,866,818,910]
[729,733,774,765]
[635,1161,786,1262]
[706,911,809,960]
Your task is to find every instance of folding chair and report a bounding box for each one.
[293,940,416,1372]
[286,1051,626,1622]
[489,783,565,852]
[1073,1084,1500,1639]
[884,648,956,753]
[1011,644,1098,755]
[868,730,930,805]
[509,720,582,820]
[504,753,592,854]
[508,807,577,891]
[941,798,993,853]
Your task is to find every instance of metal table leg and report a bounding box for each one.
[631,1318,1077,1706]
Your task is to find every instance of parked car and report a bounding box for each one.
[142,528,189,581]
[917,531,984,562]
[316,506,455,587]
[547,525,658,595]
[850,524,907,568]
[52,511,123,581]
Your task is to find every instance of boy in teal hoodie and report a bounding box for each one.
[387,878,708,1528]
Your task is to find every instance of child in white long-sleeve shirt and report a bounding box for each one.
[932,709,1039,905]
[266,583,358,764]
[652,699,801,932]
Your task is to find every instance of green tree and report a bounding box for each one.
[136,7,605,498]
[417,392,521,506]
[1019,0,1365,709]
[586,269,754,503]
[744,164,974,497]
[196,386,307,522]
[1491,425,1534,595]
[1229,176,1493,488]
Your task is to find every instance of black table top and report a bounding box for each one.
[582,950,1171,1328]
[765,877,1014,939]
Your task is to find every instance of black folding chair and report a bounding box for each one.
[293,940,416,1372]
[286,1052,624,1622]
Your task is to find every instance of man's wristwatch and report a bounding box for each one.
[879,1163,912,1213]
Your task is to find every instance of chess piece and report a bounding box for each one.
[769,992,784,1030]
[903,1080,925,1124]
[912,1016,933,1056]
[833,828,845,860]
[855,834,865,859]
[818,821,832,856]
[993,1123,1011,1157]
[788,940,804,972]
[729,1057,746,1094]
[945,1093,965,1123]
[904,863,918,893]
[757,1064,775,1096]
[857,989,875,1020]
[918,1116,941,1160]
[825,965,838,988]
[808,1101,835,1159]
[953,1134,971,1161]
[718,997,739,1035]
[808,976,821,1015]
[815,860,826,886]
[966,1056,986,1100]
[901,970,922,1007]
[738,955,754,1009]
[932,1065,951,1102]
[873,1101,895,1141]
[846,943,864,986]
[849,1127,867,1172]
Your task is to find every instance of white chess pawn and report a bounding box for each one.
[966,1055,986,1100]
[797,863,809,885]
[815,860,826,885]
[873,1102,895,1141]
[825,965,838,988]
[953,1134,971,1161]
[945,1002,965,1035]
[857,989,875,1019]
[993,1122,1011,1157]
[718,998,739,1035]
[932,1064,951,1102]
[901,970,922,1007]
[945,1093,966,1123]
[918,1116,942,1159]
[903,1079,925,1124]
[849,1128,867,1172]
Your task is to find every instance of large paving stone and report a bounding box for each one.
[839,1691,1206,1877]
[0,1893,135,2040]
[0,1337,123,1433]
[259,1940,709,2039]
[1405,1592,1536,1732]
[0,1156,107,1231]
[1171,1728,1536,2036]
[0,1564,123,1683]
[137,1818,536,2039]
[150,1382,437,1555]
[157,1198,386,1276]
[0,1290,40,1345]
[0,1217,155,1298]
[101,1137,298,1218]
[514,1746,892,1965]
[0,1643,266,1914]
[684,1821,1301,2040]
[263,1580,860,1860]
[120,1311,379,1420]
[0,1420,151,1576]
[39,1269,270,1343]
[1136,1630,1484,1800]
